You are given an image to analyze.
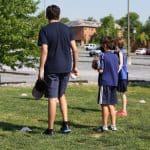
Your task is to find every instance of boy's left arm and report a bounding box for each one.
[97,53,104,73]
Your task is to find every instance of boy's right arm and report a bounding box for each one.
[70,40,79,76]
[39,44,48,80]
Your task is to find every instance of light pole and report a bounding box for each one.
[127,0,131,65]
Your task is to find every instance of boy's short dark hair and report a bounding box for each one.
[46,5,60,20]
[102,36,114,50]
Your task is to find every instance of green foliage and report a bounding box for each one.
[0,85,150,150]
[86,17,97,22]
[36,10,48,26]
[60,17,70,23]
[0,0,40,70]
[93,15,118,43]
[117,12,142,32]
[137,32,149,47]
[117,12,144,46]
[143,16,150,38]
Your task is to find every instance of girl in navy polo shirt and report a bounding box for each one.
[115,38,128,117]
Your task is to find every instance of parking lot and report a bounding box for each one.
[77,49,150,83]
[0,48,150,84]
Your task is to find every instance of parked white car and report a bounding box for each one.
[84,43,97,51]
[135,48,146,55]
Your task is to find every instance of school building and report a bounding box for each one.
[66,19,100,46]
[66,19,123,46]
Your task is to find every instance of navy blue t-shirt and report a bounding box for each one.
[98,51,119,86]
[38,22,74,74]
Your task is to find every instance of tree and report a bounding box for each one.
[143,16,150,38]
[117,12,142,40]
[86,17,97,22]
[137,32,149,47]
[60,17,70,23]
[0,0,40,70]
[93,15,118,43]
[117,12,144,51]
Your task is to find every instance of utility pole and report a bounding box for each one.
[127,0,131,65]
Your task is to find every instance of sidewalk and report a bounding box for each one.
[0,64,150,86]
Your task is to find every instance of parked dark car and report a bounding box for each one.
[89,48,101,57]
[146,49,150,55]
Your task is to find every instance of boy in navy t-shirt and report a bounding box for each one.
[38,5,79,135]
[97,37,119,132]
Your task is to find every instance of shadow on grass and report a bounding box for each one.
[12,96,35,101]
[38,120,96,128]
[70,121,96,128]
[69,106,100,112]
[12,96,46,101]
[0,121,44,134]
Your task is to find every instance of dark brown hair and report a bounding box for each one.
[102,36,114,50]
[46,5,60,20]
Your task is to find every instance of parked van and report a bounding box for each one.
[84,43,97,50]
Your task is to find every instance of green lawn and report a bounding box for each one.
[0,84,150,150]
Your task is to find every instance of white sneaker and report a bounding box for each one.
[96,126,108,133]
[109,125,117,131]
[103,126,108,131]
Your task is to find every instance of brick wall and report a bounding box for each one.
[71,26,97,46]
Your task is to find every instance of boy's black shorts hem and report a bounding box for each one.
[117,79,128,92]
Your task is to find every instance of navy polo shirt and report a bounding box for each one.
[119,48,128,80]
[98,51,119,86]
[114,49,128,80]
[38,22,74,74]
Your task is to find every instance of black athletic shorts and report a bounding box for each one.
[97,85,118,105]
[117,79,128,92]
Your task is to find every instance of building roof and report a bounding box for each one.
[66,19,100,28]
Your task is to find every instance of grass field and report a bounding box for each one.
[0,84,150,150]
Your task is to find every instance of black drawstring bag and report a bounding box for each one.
[32,79,48,100]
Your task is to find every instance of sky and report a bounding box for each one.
[37,0,150,23]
